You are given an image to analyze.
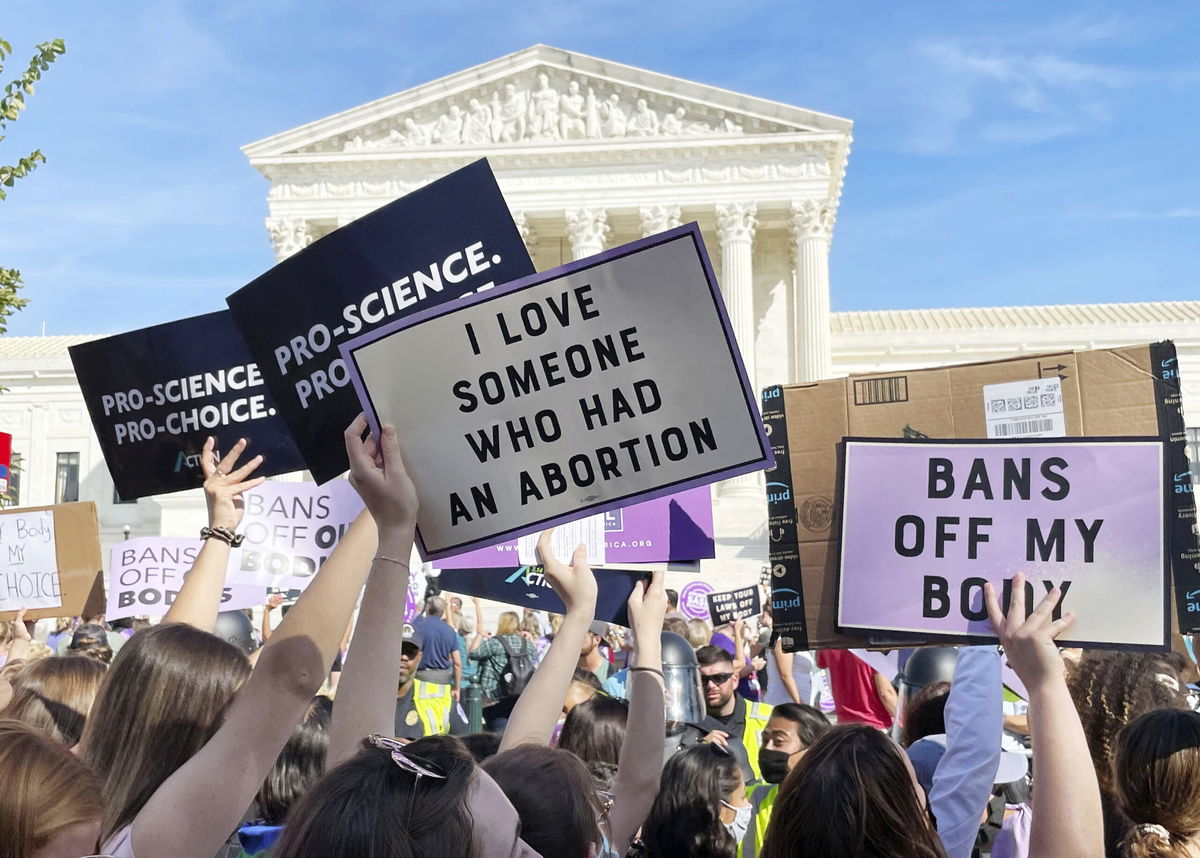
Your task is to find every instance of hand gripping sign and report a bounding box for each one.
[340,224,773,560]
[834,437,1170,650]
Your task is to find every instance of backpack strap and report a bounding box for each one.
[496,635,516,659]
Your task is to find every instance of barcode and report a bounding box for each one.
[992,418,1054,437]
[854,376,909,405]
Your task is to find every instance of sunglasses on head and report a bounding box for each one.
[367,734,448,827]
[701,672,735,686]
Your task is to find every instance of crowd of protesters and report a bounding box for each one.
[1,417,1197,858]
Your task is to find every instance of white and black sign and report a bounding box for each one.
[226,159,534,483]
[106,537,265,620]
[707,585,761,626]
[70,312,306,499]
[342,224,773,560]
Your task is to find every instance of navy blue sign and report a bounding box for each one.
[226,159,535,483]
[436,565,645,627]
[70,311,306,499]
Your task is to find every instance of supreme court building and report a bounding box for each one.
[1,46,1197,590]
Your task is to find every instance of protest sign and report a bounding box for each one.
[229,479,365,590]
[434,487,715,568]
[106,537,266,620]
[0,502,103,622]
[0,509,59,612]
[226,159,535,484]
[70,312,306,499]
[436,565,644,627]
[679,580,714,620]
[835,437,1170,649]
[342,224,773,560]
[707,585,761,627]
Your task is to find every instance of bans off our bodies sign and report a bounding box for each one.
[835,437,1170,649]
[342,225,773,560]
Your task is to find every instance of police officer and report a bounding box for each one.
[695,645,773,782]
[394,623,453,739]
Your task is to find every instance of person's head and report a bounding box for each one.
[1114,708,1200,858]
[450,596,463,614]
[80,622,252,841]
[563,668,601,715]
[67,623,112,664]
[275,734,536,858]
[639,742,745,858]
[496,611,521,636]
[0,719,106,858]
[663,616,689,638]
[558,695,629,795]
[399,623,424,688]
[1068,650,1187,794]
[520,616,541,637]
[901,681,950,748]
[686,619,711,650]
[458,616,476,637]
[256,696,332,826]
[1,655,106,746]
[212,610,257,655]
[666,588,680,610]
[759,703,830,784]
[425,595,447,618]
[760,724,944,858]
[484,744,601,858]
[696,645,737,714]
[461,731,502,762]
[581,620,606,657]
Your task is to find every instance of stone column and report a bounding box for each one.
[512,210,536,257]
[266,217,315,262]
[715,201,759,496]
[789,199,834,383]
[565,208,609,260]
[639,204,681,237]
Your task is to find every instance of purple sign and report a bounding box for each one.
[836,438,1169,649]
[680,580,715,620]
[339,224,773,561]
[434,487,714,568]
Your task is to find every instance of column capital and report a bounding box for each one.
[266,217,315,261]
[715,201,758,244]
[639,204,681,237]
[512,210,536,253]
[565,207,610,257]
[789,199,835,243]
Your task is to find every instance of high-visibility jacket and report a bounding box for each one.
[739,783,777,858]
[741,699,774,782]
[412,679,453,735]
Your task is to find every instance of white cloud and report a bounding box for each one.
[1112,208,1200,220]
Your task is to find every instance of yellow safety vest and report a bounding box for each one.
[741,700,773,783]
[412,679,452,736]
[739,783,777,858]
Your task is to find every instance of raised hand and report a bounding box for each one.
[344,414,418,536]
[627,569,668,642]
[536,529,598,613]
[984,571,1075,688]
[201,436,265,530]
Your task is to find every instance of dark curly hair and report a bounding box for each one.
[1067,650,1188,794]
[634,742,740,858]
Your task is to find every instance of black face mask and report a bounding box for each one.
[758,748,792,784]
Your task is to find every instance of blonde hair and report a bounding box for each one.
[686,619,711,650]
[2,655,107,745]
[496,611,521,636]
[81,623,251,841]
[0,719,104,858]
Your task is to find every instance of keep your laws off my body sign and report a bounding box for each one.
[835,437,1170,649]
[342,224,773,560]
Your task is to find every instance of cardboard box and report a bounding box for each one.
[763,342,1198,651]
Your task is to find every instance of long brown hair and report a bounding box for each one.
[273,734,479,858]
[80,623,251,841]
[1113,708,1200,858]
[760,724,945,858]
[1,655,107,745]
[0,718,105,858]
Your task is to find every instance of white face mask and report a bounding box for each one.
[722,800,753,844]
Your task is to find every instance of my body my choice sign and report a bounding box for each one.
[341,224,773,560]
[836,437,1169,649]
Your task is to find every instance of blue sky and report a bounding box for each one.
[1,1,1197,336]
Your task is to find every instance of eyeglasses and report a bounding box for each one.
[701,672,735,686]
[367,734,447,828]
